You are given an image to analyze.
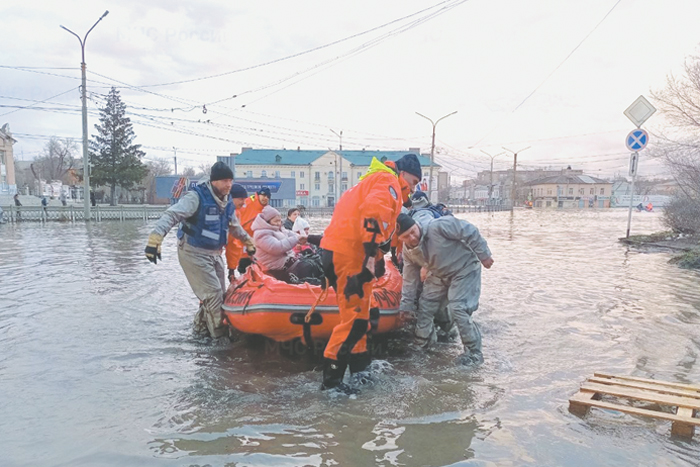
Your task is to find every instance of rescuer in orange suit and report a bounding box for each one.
[319,153,422,392]
[226,187,271,278]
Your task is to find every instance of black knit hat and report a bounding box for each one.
[396,213,416,235]
[395,153,422,180]
[230,183,248,199]
[210,161,234,181]
[412,191,428,201]
[257,187,271,198]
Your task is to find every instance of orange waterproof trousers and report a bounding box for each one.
[323,251,373,361]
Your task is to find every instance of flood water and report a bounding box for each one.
[1,209,699,467]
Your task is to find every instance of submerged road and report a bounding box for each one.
[1,209,699,466]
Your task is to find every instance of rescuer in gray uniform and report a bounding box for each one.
[144,162,255,339]
[397,213,494,364]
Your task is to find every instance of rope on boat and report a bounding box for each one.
[305,276,329,323]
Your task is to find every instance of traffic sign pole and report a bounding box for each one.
[626,152,638,238]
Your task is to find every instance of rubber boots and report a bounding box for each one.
[349,352,371,374]
[321,358,347,390]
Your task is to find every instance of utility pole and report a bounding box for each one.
[173,147,178,175]
[330,129,343,199]
[61,10,109,221]
[416,111,457,202]
[481,150,505,205]
[502,146,530,208]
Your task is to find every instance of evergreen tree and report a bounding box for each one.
[89,87,147,205]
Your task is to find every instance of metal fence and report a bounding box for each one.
[0,205,168,223]
[0,203,512,224]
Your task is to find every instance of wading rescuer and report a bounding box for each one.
[144,162,256,339]
[319,154,421,392]
[226,187,271,276]
[397,213,494,365]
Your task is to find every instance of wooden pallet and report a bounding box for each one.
[569,372,700,438]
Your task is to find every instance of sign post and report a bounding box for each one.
[623,96,656,238]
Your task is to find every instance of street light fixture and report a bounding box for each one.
[480,150,505,204]
[502,146,531,207]
[330,129,343,200]
[60,10,109,220]
[416,110,457,201]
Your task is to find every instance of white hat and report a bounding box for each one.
[292,216,310,235]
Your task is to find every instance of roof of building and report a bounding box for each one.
[231,149,436,168]
[527,174,610,185]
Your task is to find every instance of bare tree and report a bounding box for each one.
[197,162,211,177]
[181,166,196,177]
[30,137,77,183]
[143,158,173,204]
[650,55,700,231]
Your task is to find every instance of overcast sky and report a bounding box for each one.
[2,0,699,181]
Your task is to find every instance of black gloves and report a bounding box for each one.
[374,258,386,278]
[344,268,375,300]
[363,241,378,258]
[307,234,323,246]
[246,245,256,256]
[238,257,253,274]
[228,268,236,282]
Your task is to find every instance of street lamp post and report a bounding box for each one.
[416,111,457,202]
[330,129,343,200]
[502,146,530,208]
[481,150,505,205]
[60,10,109,221]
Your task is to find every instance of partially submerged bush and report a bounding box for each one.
[670,248,700,269]
[662,194,700,234]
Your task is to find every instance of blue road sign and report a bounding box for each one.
[626,129,649,152]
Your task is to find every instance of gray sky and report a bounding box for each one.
[2,0,699,181]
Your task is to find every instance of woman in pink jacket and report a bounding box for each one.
[252,206,307,281]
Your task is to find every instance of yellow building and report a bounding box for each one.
[527,169,613,209]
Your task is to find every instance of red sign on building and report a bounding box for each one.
[296,190,309,196]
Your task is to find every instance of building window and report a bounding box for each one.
[291,171,296,178]
[342,171,347,181]
[568,188,573,195]
[315,183,320,191]
[261,170,267,178]
[590,188,594,195]
[579,188,584,195]
[246,170,252,178]
[546,200,552,207]
[328,171,334,180]
[328,183,335,193]
[312,197,320,207]
[342,183,347,191]
[275,170,280,178]
[299,198,307,207]
[270,199,282,207]
[300,183,305,190]
[600,188,605,195]
[314,172,320,181]
[547,189,552,195]
[300,171,305,178]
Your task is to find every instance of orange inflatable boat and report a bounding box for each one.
[222,260,405,343]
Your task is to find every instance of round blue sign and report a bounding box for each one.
[626,129,649,152]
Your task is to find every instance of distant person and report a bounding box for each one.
[60,192,67,206]
[0,205,5,224]
[283,207,300,230]
[90,191,96,207]
[41,196,48,213]
[14,194,22,221]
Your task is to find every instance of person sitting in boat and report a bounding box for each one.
[283,207,300,230]
[252,206,308,281]
[292,216,316,255]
